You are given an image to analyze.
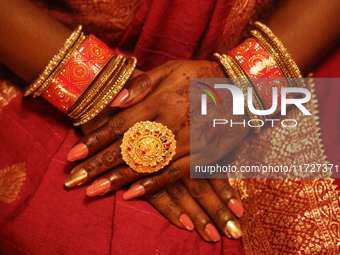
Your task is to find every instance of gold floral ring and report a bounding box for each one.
[121,121,176,173]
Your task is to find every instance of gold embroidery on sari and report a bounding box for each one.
[0,67,22,113]
[229,79,340,254]
[0,162,27,203]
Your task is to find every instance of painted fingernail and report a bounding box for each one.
[68,143,89,162]
[65,168,88,188]
[86,179,111,197]
[110,89,129,107]
[225,220,242,239]
[123,185,145,200]
[179,214,194,231]
[228,199,244,218]
[205,223,220,242]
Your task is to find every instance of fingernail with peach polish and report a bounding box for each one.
[228,199,244,218]
[110,89,129,107]
[179,214,194,231]
[86,179,111,197]
[205,223,220,242]
[123,185,145,200]
[68,143,89,162]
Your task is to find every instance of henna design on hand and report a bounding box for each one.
[176,85,190,99]
[174,63,226,136]
[102,150,119,166]
[195,62,226,78]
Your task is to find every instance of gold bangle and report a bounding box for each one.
[32,34,87,98]
[72,55,126,119]
[73,57,137,126]
[214,53,263,133]
[225,54,267,118]
[68,54,122,118]
[225,54,266,132]
[24,25,83,96]
[251,30,295,88]
[78,57,136,120]
[214,53,266,117]
[254,22,305,88]
[73,57,136,126]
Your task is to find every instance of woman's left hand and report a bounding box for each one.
[145,175,244,242]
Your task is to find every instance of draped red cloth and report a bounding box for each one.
[0,0,339,254]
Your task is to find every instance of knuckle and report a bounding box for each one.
[189,211,208,226]
[190,179,210,198]
[214,205,230,219]
[149,175,163,190]
[189,212,200,223]
[147,188,167,200]
[162,61,177,77]
[166,60,176,65]
[109,116,126,136]
[126,73,151,92]
[169,184,187,202]
[143,173,169,193]
[86,157,103,173]
[164,202,177,215]
[86,124,116,151]
[87,131,103,150]
[166,60,182,68]
[217,181,233,198]
[137,74,150,90]
[115,168,130,183]
[166,166,181,183]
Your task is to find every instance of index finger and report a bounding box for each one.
[111,60,183,108]
[67,102,156,162]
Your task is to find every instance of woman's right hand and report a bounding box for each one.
[145,175,243,242]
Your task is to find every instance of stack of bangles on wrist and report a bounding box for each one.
[24,25,177,174]
[24,25,137,126]
[213,21,305,133]
[24,22,304,172]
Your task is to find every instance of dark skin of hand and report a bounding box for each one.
[0,0,340,242]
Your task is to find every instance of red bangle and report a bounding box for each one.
[229,38,290,109]
[42,35,114,113]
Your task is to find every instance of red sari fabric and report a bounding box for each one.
[0,0,339,254]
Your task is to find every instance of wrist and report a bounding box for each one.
[23,26,138,126]
[214,22,305,133]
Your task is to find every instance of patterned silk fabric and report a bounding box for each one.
[0,70,22,114]
[227,80,340,254]
[0,0,339,254]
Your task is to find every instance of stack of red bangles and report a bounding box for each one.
[24,25,137,126]
[25,22,303,131]
[214,22,305,133]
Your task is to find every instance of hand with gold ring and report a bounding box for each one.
[120,121,176,174]
[65,60,249,240]
[66,60,249,189]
